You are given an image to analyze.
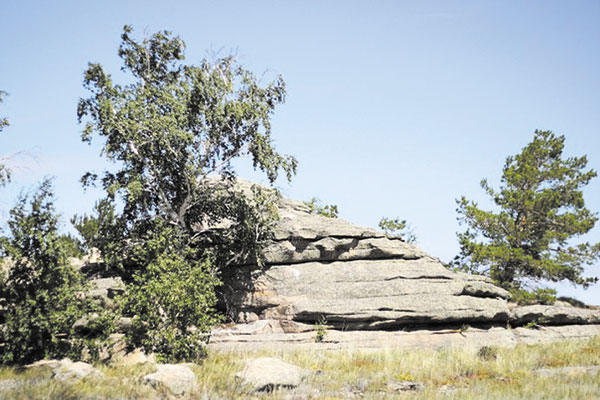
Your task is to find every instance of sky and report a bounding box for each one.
[1,1,599,304]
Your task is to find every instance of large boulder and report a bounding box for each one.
[143,364,196,396]
[26,359,103,381]
[236,357,306,391]
[222,194,511,329]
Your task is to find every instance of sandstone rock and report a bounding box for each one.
[225,258,511,329]
[236,357,306,391]
[54,361,103,381]
[513,324,600,345]
[84,277,125,310]
[73,313,101,335]
[220,186,516,329]
[262,236,425,264]
[26,359,64,371]
[115,348,156,366]
[212,319,314,338]
[210,324,598,352]
[510,305,600,325]
[99,333,127,363]
[143,364,196,396]
[27,359,102,381]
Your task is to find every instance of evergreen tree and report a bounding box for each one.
[454,130,600,292]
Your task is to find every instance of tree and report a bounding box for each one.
[379,217,417,243]
[454,130,600,292]
[304,197,339,218]
[0,180,89,364]
[0,90,10,187]
[76,26,296,360]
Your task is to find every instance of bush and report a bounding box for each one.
[510,288,557,306]
[0,180,92,364]
[122,221,221,362]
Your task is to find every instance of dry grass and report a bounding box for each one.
[0,336,599,399]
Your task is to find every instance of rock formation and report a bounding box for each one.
[213,186,600,350]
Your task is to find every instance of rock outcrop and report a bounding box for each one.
[223,196,512,329]
[213,184,600,350]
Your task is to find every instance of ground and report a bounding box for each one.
[1,336,599,399]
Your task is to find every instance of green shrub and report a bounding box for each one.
[510,288,557,305]
[304,198,339,218]
[122,221,221,362]
[378,217,417,243]
[0,180,92,364]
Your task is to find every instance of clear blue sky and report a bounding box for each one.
[1,1,599,304]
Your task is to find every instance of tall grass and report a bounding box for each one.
[0,336,598,399]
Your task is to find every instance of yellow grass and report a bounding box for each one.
[0,336,598,399]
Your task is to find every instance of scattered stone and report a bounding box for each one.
[83,277,125,309]
[54,361,103,381]
[27,359,102,381]
[143,364,196,396]
[115,348,156,366]
[236,357,306,391]
[389,380,424,391]
[26,359,64,371]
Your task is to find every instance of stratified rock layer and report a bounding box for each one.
[223,196,512,329]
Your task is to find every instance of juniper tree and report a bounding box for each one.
[454,130,600,292]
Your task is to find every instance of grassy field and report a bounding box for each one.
[0,336,599,399]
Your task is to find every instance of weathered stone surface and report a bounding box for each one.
[220,186,517,329]
[236,357,306,391]
[212,319,314,336]
[263,236,425,264]
[210,324,599,352]
[226,258,511,329]
[115,348,156,366]
[54,361,103,381]
[27,359,103,381]
[513,324,600,345]
[143,364,196,396]
[273,200,383,241]
[510,305,600,325]
[83,277,125,310]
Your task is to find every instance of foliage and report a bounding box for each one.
[0,180,90,364]
[314,315,328,343]
[304,197,339,218]
[509,288,557,306]
[477,346,498,361]
[0,90,10,187]
[123,220,221,362]
[0,90,7,133]
[378,217,417,243]
[76,25,295,360]
[454,130,600,290]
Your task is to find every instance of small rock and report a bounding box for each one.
[54,361,102,381]
[115,348,156,366]
[26,358,102,381]
[26,359,63,370]
[143,364,196,396]
[388,380,424,392]
[236,357,306,392]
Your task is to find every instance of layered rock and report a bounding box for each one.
[223,197,512,329]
